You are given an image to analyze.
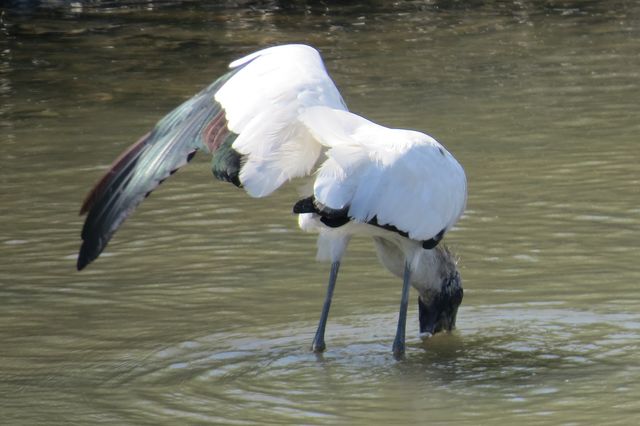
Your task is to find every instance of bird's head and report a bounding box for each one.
[417,247,463,339]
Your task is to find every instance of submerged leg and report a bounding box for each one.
[392,262,412,359]
[311,261,341,353]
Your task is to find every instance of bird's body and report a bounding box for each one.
[78,44,467,357]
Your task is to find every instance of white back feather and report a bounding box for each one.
[301,107,467,241]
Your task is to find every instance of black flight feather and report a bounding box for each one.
[78,65,246,270]
[293,195,445,249]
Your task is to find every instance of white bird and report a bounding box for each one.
[77,44,467,358]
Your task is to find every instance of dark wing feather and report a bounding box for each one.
[77,67,242,270]
[293,196,445,250]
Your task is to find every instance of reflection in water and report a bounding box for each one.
[0,12,13,133]
[1,1,639,425]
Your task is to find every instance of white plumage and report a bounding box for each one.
[214,45,347,197]
[303,107,466,242]
[78,44,467,358]
[218,45,467,356]
[214,44,465,244]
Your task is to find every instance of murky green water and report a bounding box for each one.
[1,1,639,424]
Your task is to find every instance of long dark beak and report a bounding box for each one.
[418,287,463,339]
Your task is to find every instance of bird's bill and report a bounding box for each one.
[417,292,461,339]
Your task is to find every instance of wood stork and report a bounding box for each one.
[77,44,467,358]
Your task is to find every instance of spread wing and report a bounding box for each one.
[78,44,347,270]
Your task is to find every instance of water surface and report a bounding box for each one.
[1,1,639,424]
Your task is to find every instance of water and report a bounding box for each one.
[1,1,639,424]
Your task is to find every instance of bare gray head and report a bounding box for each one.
[373,238,463,338]
[417,245,463,338]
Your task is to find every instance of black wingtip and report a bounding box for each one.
[76,250,89,271]
[76,240,98,271]
[293,196,316,214]
[77,229,109,271]
[421,229,446,250]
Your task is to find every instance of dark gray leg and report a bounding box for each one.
[311,261,341,353]
[392,262,411,359]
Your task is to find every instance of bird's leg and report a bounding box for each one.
[392,261,412,359]
[311,261,341,353]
